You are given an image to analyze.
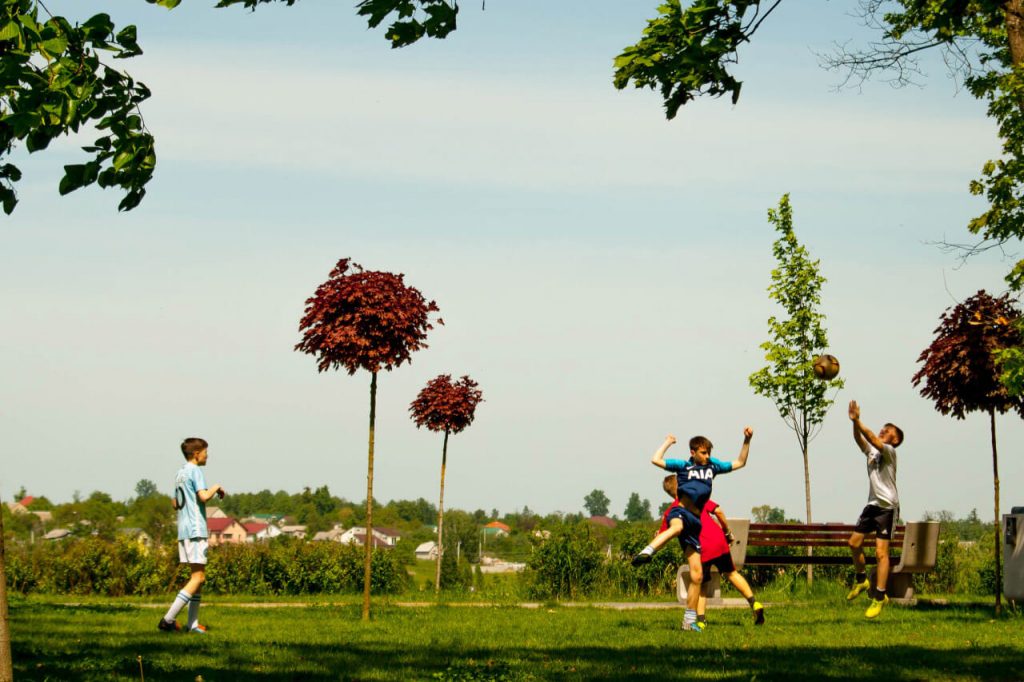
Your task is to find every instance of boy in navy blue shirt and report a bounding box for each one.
[632,428,753,631]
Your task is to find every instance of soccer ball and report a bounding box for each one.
[813,354,840,380]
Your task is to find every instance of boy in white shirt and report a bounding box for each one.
[846,401,903,619]
[158,437,226,633]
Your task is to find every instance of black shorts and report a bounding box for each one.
[854,504,899,540]
[700,553,736,583]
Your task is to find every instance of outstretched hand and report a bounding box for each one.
[664,434,677,445]
[743,426,753,439]
[849,400,860,421]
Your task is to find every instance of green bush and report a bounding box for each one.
[607,523,681,598]
[5,536,407,596]
[525,523,604,600]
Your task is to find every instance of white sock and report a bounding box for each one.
[684,608,697,626]
[640,545,655,556]
[187,593,201,629]
[163,590,192,624]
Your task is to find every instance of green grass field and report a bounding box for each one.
[10,592,1022,681]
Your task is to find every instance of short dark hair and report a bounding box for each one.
[662,474,678,499]
[689,435,713,453]
[885,423,904,447]
[181,437,208,460]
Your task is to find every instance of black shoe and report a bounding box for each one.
[631,553,652,567]
[158,618,180,632]
[753,602,765,625]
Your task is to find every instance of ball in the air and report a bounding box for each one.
[813,354,840,380]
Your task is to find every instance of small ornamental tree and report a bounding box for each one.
[409,374,484,592]
[912,290,1024,615]
[296,258,439,620]
[749,194,842,584]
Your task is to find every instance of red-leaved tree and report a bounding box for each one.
[409,374,484,592]
[296,258,440,620]
[912,290,1024,615]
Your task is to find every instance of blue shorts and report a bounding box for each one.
[665,505,702,553]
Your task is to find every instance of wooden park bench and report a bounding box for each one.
[676,519,940,604]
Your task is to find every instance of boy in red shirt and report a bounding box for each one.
[693,498,764,627]
[656,479,764,628]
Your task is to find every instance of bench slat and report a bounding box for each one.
[749,523,907,532]
[748,539,881,548]
[744,555,888,566]
[749,533,905,543]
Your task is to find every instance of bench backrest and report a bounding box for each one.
[725,519,939,571]
[748,523,905,549]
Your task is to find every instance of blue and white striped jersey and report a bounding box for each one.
[175,462,208,540]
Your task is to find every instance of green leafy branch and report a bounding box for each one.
[612,0,781,119]
[1,0,157,213]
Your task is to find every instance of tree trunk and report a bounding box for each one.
[802,440,814,585]
[0,506,12,682]
[1006,1,1024,75]
[362,371,378,622]
[435,429,449,593]
[990,408,1002,616]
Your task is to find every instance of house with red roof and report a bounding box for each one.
[242,520,281,542]
[207,517,247,546]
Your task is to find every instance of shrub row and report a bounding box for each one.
[4,525,1001,600]
[5,536,407,596]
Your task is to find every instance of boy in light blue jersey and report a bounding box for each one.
[158,437,226,634]
[632,428,753,631]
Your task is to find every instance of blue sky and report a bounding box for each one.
[2,0,1022,524]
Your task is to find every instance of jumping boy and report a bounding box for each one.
[158,437,225,634]
[694,498,764,627]
[846,400,903,619]
[632,428,753,631]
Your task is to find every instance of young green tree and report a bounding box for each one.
[296,258,439,621]
[912,290,1024,615]
[749,194,843,583]
[583,489,611,517]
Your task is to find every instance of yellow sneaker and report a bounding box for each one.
[846,579,871,601]
[865,595,889,619]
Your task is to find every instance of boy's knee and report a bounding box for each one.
[690,566,703,584]
[848,536,862,550]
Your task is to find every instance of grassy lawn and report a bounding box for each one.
[10,593,1022,681]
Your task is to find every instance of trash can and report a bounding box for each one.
[1005,507,1024,602]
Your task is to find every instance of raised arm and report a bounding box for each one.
[849,400,884,452]
[650,434,677,470]
[729,427,753,470]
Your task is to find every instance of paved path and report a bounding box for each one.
[126,599,755,610]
